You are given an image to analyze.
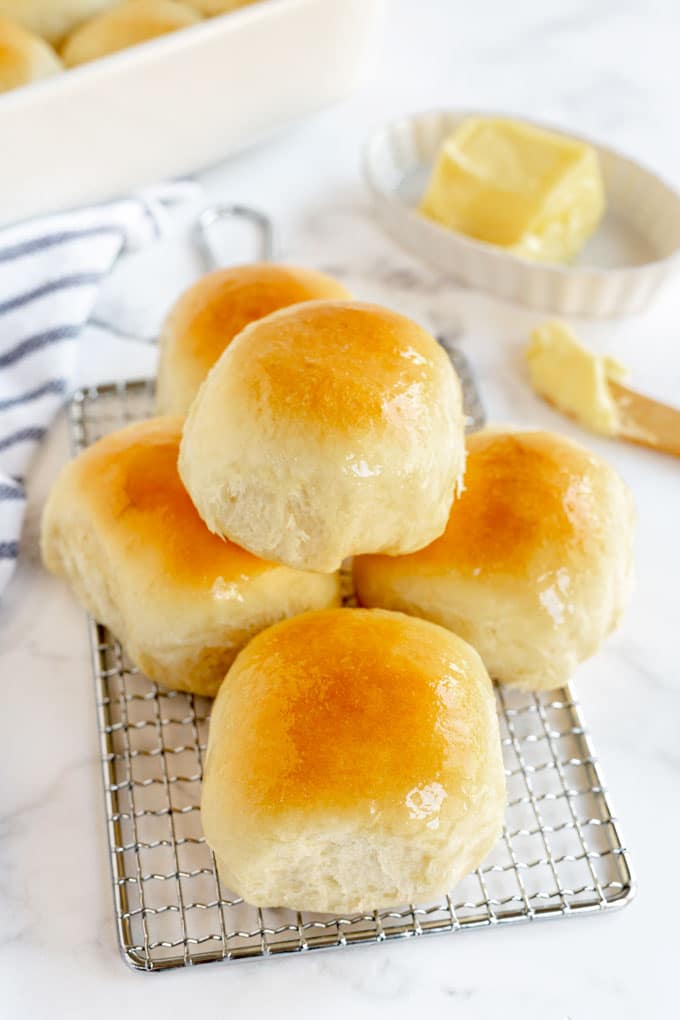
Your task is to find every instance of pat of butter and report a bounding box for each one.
[419,118,605,263]
[526,320,629,436]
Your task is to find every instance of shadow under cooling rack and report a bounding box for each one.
[69,380,634,972]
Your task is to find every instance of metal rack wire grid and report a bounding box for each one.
[68,378,634,972]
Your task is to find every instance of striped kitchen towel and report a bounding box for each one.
[0,182,198,597]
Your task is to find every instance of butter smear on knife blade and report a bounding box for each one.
[526,320,629,436]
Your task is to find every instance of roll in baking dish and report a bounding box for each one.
[60,0,200,67]
[0,1,116,44]
[0,15,62,92]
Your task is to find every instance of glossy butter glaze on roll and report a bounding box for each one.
[179,301,466,572]
[156,264,351,416]
[202,608,505,912]
[41,418,341,697]
[354,429,634,691]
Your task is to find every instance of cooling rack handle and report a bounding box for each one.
[196,204,274,270]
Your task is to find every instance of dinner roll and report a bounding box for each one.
[156,264,351,416]
[354,429,635,691]
[179,301,466,572]
[41,418,341,697]
[0,2,116,45]
[0,16,62,93]
[186,1,260,14]
[202,608,505,912]
[61,0,200,67]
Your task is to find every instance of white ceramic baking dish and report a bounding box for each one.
[364,109,680,317]
[0,0,385,226]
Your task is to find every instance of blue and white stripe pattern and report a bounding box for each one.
[0,183,196,596]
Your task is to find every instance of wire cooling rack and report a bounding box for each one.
[68,378,634,972]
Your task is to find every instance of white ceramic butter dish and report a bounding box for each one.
[364,109,680,317]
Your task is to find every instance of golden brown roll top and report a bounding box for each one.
[60,0,201,67]
[156,263,351,416]
[209,609,486,816]
[0,15,62,92]
[224,299,447,434]
[202,608,505,912]
[51,416,268,587]
[354,429,635,691]
[179,301,466,572]
[379,429,612,578]
[41,418,341,696]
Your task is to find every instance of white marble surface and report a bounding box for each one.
[2,1,679,1016]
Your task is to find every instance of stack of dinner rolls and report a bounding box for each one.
[42,261,634,913]
[0,0,262,92]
